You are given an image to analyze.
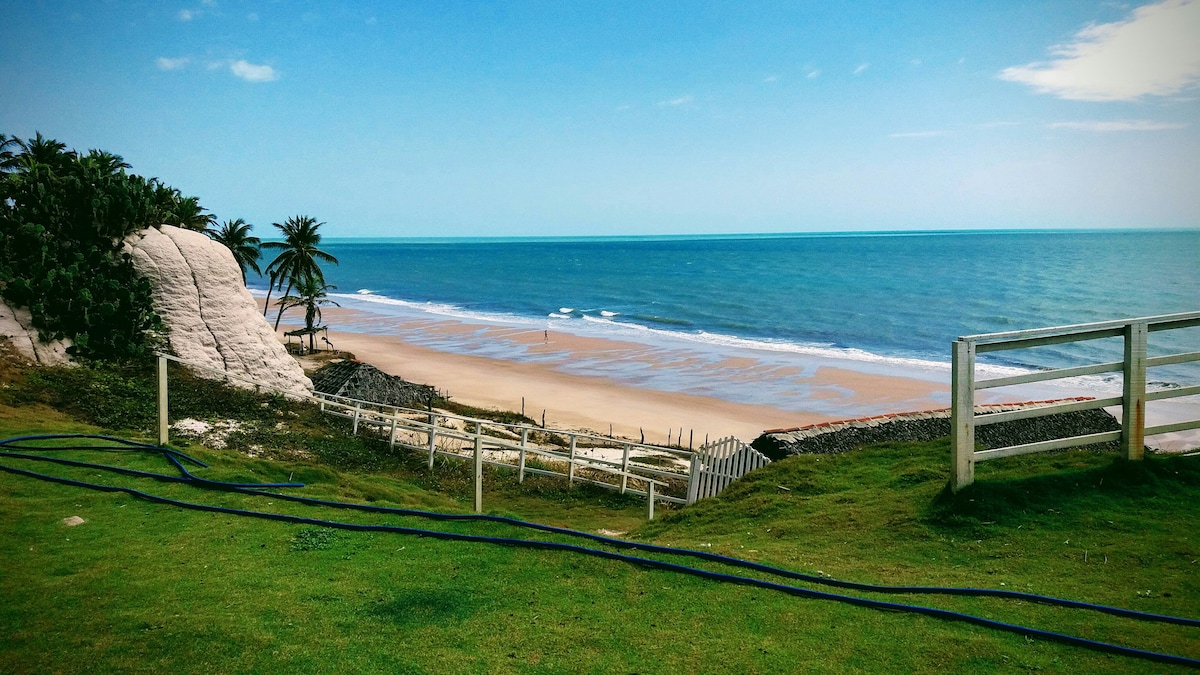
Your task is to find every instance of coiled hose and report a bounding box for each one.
[1,434,1196,668]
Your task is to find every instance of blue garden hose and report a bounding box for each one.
[1,434,1196,669]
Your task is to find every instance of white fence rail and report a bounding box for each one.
[153,354,771,518]
[951,311,1200,492]
[315,391,682,515]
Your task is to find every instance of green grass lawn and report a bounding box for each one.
[1,364,1198,673]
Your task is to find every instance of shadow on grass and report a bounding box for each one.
[924,452,1200,534]
[365,588,478,628]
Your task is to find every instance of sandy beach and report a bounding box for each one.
[271,302,963,445]
[265,298,1200,450]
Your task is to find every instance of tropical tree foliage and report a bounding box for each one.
[166,195,217,231]
[262,215,338,330]
[277,277,340,351]
[206,218,261,284]
[0,132,194,359]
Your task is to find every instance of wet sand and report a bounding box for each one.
[273,303,955,444]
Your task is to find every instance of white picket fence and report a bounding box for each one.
[686,435,772,504]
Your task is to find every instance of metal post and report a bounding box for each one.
[518,427,528,483]
[647,482,655,521]
[157,355,169,446]
[950,338,976,492]
[1123,321,1148,461]
[473,421,483,513]
[620,444,631,494]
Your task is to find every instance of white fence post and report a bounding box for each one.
[352,404,361,435]
[157,355,169,446]
[950,339,976,492]
[647,482,655,520]
[620,444,631,494]
[686,453,701,504]
[389,412,398,449]
[568,434,577,485]
[1123,321,1148,461]
[474,421,483,513]
[518,427,528,483]
[427,415,437,469]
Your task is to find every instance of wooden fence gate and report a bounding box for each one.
[686,436,772,504]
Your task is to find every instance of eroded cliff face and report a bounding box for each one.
[125,225,312,394]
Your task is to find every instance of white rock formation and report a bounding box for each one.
[0,298,73,365]
[125,225,312,394]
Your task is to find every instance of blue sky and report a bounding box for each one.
[2,1,1198,237]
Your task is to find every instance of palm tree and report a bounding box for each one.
[277,277,340,351]
[168,195,217,231]
[0,134,21,174]
[82,148,132,174]
[206,218,261,285]
[261,215,338,330]
[16,132,72,170]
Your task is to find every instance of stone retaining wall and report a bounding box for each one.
[751,398,1122,461]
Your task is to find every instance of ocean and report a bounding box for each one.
[255,229,1200,414]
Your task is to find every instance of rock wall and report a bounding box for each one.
[310,360,439,408]
[125,225,312,394]
[0,298,73,365]
[752,398,1122,460]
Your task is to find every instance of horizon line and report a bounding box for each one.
[296,226,1200,244]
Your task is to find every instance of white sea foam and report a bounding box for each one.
[356,289,375,295]
[329,292,524,325]
[328,288,1130,392]
[600,310,619,317]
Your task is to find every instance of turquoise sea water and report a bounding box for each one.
[255,230,1200,409]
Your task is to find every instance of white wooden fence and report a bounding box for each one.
[951,311,1200,491]
[314,390,682,518]
[153,354,775,519]
[686,436,772,504]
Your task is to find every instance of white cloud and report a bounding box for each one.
[247,12,259,21]
[999,0,1200,101]
[763,74,779,83]
[230,60,279,82]
[853,63,869,75]
[178,9,193,21]
[657,95,693,107]
[806,68,821,79]
[1048,119,1188,131]
[910,58,922,66]
[889,130,949,138]
[156,56,190,71]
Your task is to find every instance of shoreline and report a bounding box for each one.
[267,301,1200,450]
[269,302,1031,445]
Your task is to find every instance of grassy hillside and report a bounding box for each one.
[1,357,1198,673]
